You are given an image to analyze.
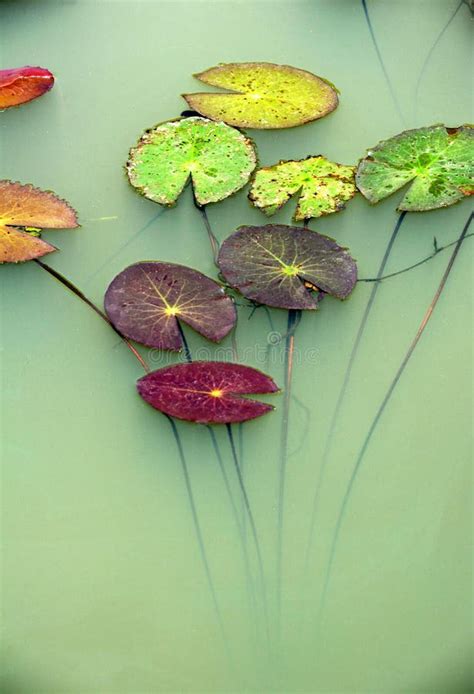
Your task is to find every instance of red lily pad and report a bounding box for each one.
[137,361,279,424]
[217,224,357,310]
[0,66,54,109]
[104,262,236,351]
[0,181,79,264]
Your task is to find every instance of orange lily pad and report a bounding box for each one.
[0,66,54,109]
[0,181,79,264]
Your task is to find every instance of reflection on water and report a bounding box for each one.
[1,0,472,691]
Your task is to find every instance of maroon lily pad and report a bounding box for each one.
[217,224,357,310]
[137,361,279,424]
[0,67,54,109]
[104,261,236,351]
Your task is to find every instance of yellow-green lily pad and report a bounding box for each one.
[183,62,339,130]
[356,124,474,211]
[249,156,356,221]
[126,117,257,207]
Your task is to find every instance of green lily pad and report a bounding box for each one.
[126,117,257,207]
[249,156,356,221]
[217,224,357,310]
[356,124,474,211]
[183,62,339,130]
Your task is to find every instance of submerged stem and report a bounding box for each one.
[167,416,230,651]
[196,204,220,265]
[303,212,407,574]
[276,308,300,637]
[316,211,473,625]
[361,0,405,125]
[176,320,192,363]
[34,258,150,372]
[35,257,232,654]
[359,233,473,283]
[207,425,260,648]
[226,424,271,649]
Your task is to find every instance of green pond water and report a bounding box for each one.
[1,1,472,692]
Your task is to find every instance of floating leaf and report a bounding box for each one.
[0,66,54,109]
[356,124,474,211]
[137,361,279,424]
[183,62,339,129]
[249,156,356,221]
[104,261,236,351]
[0,181,79,264]
[126,117,256,206]
[217,224,357,310]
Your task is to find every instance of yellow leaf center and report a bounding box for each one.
[209,389,223,398]
[164,306,180,316]
[282,264,300,277]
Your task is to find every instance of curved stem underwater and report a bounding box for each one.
[34,259,150,372]
[276,308,301,638]
[358,232,473,283]
[361,0,405,125]
[167,415,230,651]
[227,423,271,649]
[303,211,407,575]
[196,203,220,265]
[35,259,233,655]
[315,210,472,626]
[207,425,260,647]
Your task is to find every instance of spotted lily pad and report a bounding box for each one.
[0,66,54,109]
[126,117,256,207]
[217,224,357,310]
[104,261,236,351]
[356,125,474,211]
[137,361,279,424]
[183,62,339,129]
[249,156,356,221]
[0,181,79,263]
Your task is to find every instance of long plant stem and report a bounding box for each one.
[359,232,473,283]
[227,424,271,649]
[197,204,220,265]
[207,425,258,635]
[167,416,230,650]
[316,211,473,625]
[303,212,407,574]
[361,0,405,125]
[413,0,465,120]
[276,308,300,636]
[34,259,150,372]
[36,258,231,649]
[178,317,261,648]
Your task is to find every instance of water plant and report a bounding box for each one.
[249,155,357,221]
[183,62,339,129]
[4,48,472,683]
[304,124,474,576]
[217,223,358,631]
[0,66,54,109]
[0,180,78,262]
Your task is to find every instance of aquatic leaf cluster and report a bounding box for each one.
[2,61,473,425]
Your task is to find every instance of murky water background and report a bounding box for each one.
[1,1,472,692]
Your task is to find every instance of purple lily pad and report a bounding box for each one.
[217,224,357,310]
[104,262,236,351]
[137,361,279,424]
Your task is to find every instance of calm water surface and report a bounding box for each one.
[1,1,472,692]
